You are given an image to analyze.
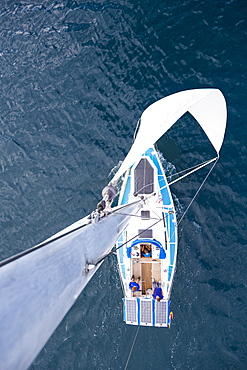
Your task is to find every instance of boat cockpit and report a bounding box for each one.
[127,238,166,298]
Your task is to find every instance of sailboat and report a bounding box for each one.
[116,145,177,327]
[113,88,226,327]
[0,89,227,369]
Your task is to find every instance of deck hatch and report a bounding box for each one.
[134,158,154,195]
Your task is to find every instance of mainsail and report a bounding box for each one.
[0,201,141,370]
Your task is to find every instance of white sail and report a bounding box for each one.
[112,89,227,183]
[0,202,140,370]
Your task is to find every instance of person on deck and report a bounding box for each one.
[141,245,152,257]
[152,279,163,301]
[129,276,140,292]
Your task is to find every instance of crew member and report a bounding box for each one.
[129,276,140,291]
[152,279,163,301]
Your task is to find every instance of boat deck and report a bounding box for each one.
[132,257,161,296]
[117,147,177,327]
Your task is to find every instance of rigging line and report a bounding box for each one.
[158,156,218,192]
[94,217,163,266]
[168,156,218,186]
[168,157,216,179]
[113,251,126,259]
[115,212,160,220]
[134,181,155,195]
[106,199,142,214]
[177,157,219,228]
[124,325,140,370]
[133,119,141,142]
[116,158,215,195]
[0,199,142,268]
[0,222,86,268]
[130,158,214,194]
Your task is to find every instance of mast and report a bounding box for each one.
[0,201,141,370]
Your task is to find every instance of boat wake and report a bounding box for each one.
[157,150,184,219]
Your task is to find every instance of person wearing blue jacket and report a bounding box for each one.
[152,279,163,301]
[129,276,140,292]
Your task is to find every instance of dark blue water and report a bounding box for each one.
[0,1,246,369]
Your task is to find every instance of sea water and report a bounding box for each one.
[0,1,246,369]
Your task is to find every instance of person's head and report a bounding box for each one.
[156,296,161,302]
[131,278,135,282]
[132,286,137,292]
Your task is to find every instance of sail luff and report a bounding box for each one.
[0,202,141,370]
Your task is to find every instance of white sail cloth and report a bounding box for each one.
[0,202,140,370]
[112,89,227,183]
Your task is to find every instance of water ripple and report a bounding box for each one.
[0,0,247,369]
